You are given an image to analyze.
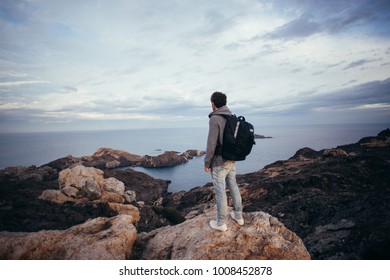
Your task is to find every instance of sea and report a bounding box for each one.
[0,123,388,193]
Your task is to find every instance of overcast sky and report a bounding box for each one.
[1,0,389,132]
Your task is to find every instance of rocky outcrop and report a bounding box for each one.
[43,148,143,171]
[0,165,57,182]
[38,165,162,230]
[39,165,133,204]
[0,214,138,260]
[44,148,205,171]
[0,164,167,233]
[137,209,310,260]
[162,129,390,260]
[141,150,205,168]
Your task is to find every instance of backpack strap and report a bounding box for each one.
[214,114,233,156]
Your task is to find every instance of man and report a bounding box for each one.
[204,91,244,232]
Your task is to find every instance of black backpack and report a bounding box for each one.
[215,114,255,161]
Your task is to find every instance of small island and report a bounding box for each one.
[254,134,273,139]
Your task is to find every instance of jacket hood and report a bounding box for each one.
[208,105,232,118]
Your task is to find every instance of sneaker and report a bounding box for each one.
[230,211,244,226]
[209,220,228,232]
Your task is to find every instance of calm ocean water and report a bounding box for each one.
[0,124,388,192]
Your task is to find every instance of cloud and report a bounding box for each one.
[265,14,322,39]
[0,0,33,24]
[264,0,390,40]
[350,103,390,110]
[0,80,50,87]
[62,86,78,92]
[245,78,390,120]
[0,70,28,78]
[342,59,379,70]
[0,0,389,131]
[313,78,390,111]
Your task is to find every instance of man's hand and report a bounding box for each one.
[204,167,211,173]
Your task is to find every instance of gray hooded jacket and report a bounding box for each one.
[204,105,234,168]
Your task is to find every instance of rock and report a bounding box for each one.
[291,147,319,159]
[0,166,118,232]
[238,129,390,260]
[104,169,169,204]
[378,128,390,137]
[0,215,137,260]
[305,219,356,259]
[138,210,310,260]
[38,189,82,204]
[0,165,57,182]
[141,151,186,167]
[53,165,130,204]
[107,203,140,220]
[140,150,205,168]
[163,184,215,218]
[93,148,144,168]
[59,165,104,200]
[181,149,206,159]
[136,205,171,233]
[358,129,390,147]
[322,148,348,157]
[124,190,137,203]
[99,191,125,203]
[84,177,103,200]
[103,177,125,195]
[44,148,205,171]
[61,185,80,198]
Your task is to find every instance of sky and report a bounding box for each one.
[0,0,389,132]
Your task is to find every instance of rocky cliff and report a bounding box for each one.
[137,210,310,260]
[0,129,389,259]
[0,215,138,260]
[163,128,390,259]
[44,148,205,170]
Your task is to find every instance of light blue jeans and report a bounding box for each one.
[211,161,243,226]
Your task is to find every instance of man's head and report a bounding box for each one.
[210,91,227,109]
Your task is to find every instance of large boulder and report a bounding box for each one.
[138,210,310,260]
[0,214,138,260]
[40,165,131,204]
[58,165,105,200]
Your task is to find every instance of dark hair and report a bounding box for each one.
[210,91,227,108]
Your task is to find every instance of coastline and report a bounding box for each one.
[0,128,389,260]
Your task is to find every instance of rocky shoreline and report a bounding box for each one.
[0,129,389,260]
[44,148,206,170]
